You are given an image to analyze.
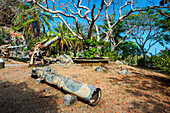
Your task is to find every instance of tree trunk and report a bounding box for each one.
[96,45,101,57]
[142,51,147,66]
[110,38,115,52]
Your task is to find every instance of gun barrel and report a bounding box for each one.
[43,36,59,48]
[41,39,49,45]
[7,45,25,49]
[31,66,101,106]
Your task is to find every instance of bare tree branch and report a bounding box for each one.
[146,38,162,52]
[132,5,170,17]
[87,0,104,39]
[119,0,131,17]
[86,4,96,39]
[33,0,85,39]
[30,0,169,53]
[115,24,137,48]
[53,14,83,39]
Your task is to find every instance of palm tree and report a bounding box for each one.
[70,23,90,57]
[53,20,73,55]
[12,1,53,49]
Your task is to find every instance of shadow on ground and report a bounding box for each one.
[108,70,170,113]
[0,80,59,113]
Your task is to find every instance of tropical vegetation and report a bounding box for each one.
[0,0,169,76]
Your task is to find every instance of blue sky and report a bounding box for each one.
[39,0,169,55]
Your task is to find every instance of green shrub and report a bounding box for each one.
[153,48,170,76]
[82,38,100,59]
[137,57,145,66]
[102,50,119,61]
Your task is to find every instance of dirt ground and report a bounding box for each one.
[0,60,169,113]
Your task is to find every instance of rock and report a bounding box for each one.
[119,70,130,75]
[36,78,42,84]
[113,73,119,76]
[122,84,130,87]
[42,87,51,92]
[117,66,123,69]
[0,58,5,68]
[95,67,102,72]
[63,94,77,106]
[58,62,66,66]
[72,74,78,78]
[56,61,60,64]
[69,60,74,64]
[64,54,70,58]
[0,58,4,62]
[42,66,51,72]
[115,60,127,65]
[65,57,72,63]
[47,57,58,63]
[57,54,73,64]
[115,60,124,64]
[59,58,66,63]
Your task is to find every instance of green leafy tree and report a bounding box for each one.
[82,36,100,59]
[119,41,142,60]
[30,0,169,55]
[158,11,170,44]
[0,0,22,27]
[71,37,82,57]
[12,1,53,49]
[153,47,170,76]
[125,9,170,60]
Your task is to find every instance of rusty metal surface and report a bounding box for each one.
[0,44,29,60]
[31,66,101,105]
[29,36,59,66]
[42,36,59,48]
[7,45,25,49]
[41,39,49,45]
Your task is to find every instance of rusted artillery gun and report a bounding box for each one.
[0,45,10,58]
[30,66,101,106]
[0,44,27,59]
[29,36,59,67]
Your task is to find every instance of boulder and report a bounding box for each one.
[58,62,66,66]
[115,60,127,65]
[63,94,77,106]
[42,66,51,72]
[42,87,51,92]
[57,54,74,64]
[115,60,124,64]
[95,67,102,72]
[0,58,5,68]
[119,70,130,75]
[113,73,119,76]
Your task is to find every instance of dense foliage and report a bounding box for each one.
[81,37,100,59]
[124,9,170,60]
[0,0,169,77]
[153,48,170,76]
